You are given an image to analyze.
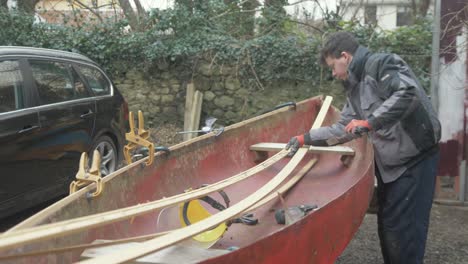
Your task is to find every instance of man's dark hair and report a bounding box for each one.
[319,31,359,65]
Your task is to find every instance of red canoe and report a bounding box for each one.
[0,96,374,264]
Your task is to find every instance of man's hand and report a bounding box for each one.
[285,135,305,157]
[345,119,372,135]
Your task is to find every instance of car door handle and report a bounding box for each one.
[80,110,94,118]
[18,125,39,134]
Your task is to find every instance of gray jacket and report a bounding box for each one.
[306,46,440,183]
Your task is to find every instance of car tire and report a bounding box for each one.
[91,135,118,177]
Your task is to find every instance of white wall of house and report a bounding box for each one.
[377,5,397,30]
[438,30,467,142]
[342,5,364,22]
[140,0,172,10]
[142,0,337,19]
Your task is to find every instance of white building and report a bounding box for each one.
[340,0,426,30]
[143,0,421,30]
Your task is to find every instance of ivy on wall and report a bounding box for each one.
[0,5,433,93]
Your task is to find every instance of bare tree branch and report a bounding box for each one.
[285,18,323,33]
[68,0,104,23]
[133,0,145,16]
[117,0,139,30]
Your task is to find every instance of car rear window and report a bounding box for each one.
[76,65,111,96]
[0,60,24,113]
[30,60,90,105]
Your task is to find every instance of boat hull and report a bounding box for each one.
[3,96,374,264]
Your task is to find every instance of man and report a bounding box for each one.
[286,31,440,264]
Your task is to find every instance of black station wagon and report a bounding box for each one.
[0,46,128,218]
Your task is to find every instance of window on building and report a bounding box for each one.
[397,6,412,26]
[365,5,377,25]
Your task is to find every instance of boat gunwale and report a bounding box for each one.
[6,97,313,233]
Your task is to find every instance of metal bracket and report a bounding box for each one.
[177,117,224,137]
[124,111,155,166]
[69,150,104,197]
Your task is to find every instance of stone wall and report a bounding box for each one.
[114,63,330,129]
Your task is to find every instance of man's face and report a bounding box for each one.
[325,52,352,81]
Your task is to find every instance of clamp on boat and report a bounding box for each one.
[69,150,104,197]
[124,110,170,166]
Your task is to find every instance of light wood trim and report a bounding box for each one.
[0,151,287,251]
[250,143,355,156]
[185,90,203,140]
[0,231,171,261]
[183,83,195,141]
[78,96,333,263]
[246,158,317,212]
[0,160,317,260]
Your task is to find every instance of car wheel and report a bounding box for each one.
[92,135,118,177]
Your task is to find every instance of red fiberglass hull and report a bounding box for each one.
[2,96,374,264]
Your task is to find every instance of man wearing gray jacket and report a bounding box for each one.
[286,32,441,264]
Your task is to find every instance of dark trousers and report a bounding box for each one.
[376,151,440,264]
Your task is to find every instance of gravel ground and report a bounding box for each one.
[337,203,468,264]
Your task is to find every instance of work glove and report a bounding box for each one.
[285,135,305,157]
[345,119,372,135]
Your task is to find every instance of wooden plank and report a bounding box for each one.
[0,232,171,260]
[250,143,355,156]
[192,90,203,132]
[246,158,317,213]
[187,90,203,140]
[312,96,332,130]
[0,158,316,260]
[0,151,288,251]
[79,96,333,264]
[80,242,229,263]
[183,83,195,141]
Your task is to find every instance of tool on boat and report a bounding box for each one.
[177,117,224,137]
[353,126,370,136]
[69,150,104,197]
[179,187,229,243]
[124,111,169,166]
[229,213,258,225]
[258,102,296,115]
[179,185,258,243]
[131,146,170,163]
[274,205,318,225]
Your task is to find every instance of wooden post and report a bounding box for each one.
[183,84,203,141]
[183,83,195,141]
[188,90,203,140]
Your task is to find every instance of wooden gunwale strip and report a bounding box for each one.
[0,151,287,251]
[0,158,318,260]
[250,143,355,156]
[6,97,298,233]
[0,232,170,260]
[246,158,318,213]
[78,96,332,264]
